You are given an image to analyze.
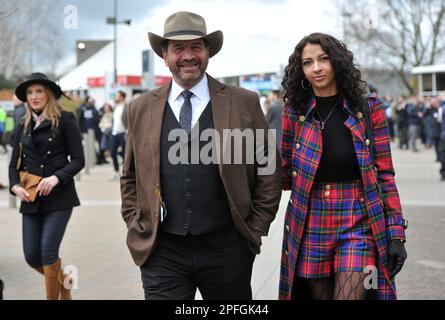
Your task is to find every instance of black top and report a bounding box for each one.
[314,95,361,182]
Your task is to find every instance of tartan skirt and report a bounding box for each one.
[296,179,377,278]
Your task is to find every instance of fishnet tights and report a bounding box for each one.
[306,272,368,300]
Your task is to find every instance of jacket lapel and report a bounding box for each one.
[342,99,366,143]
[34,119,52,132]
[22,121,39,156]
[149,82,170,178]
[207,74,230,175]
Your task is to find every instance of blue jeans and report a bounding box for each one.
[22,209,72,267]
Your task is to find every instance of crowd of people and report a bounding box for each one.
[381,94,445,180]
[74,91,130,180]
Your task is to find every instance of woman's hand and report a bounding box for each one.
[36,175,60,196]
[11,185,30,202]
[388,240,407,279]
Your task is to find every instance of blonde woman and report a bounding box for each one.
[9,73,85,300]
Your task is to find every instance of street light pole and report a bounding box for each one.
[342,10,352,43]
[113,0,117,85]
[107,0,130,87]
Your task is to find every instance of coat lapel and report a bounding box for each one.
[342,98,366,143]
[207,74,230,175]
[149,82,170,178]
[22,121,39,156]
[34,119,52,132]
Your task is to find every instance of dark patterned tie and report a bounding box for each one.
[179,90,193,132]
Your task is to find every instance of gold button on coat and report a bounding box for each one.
[47,151,51,154]
[292,171,297,177]
[357,112,363,119]
[299,115,306,122]
[40,164,44,168]
[48,138,53,141]
[324,191,330,197]
[325,185,331,190]
[365,139,370,146]
[295,143,301,150]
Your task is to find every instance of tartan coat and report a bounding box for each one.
[279,94,407,300]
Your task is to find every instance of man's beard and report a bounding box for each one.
[170,59,208,85]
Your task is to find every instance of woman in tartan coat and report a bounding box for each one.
[279,33,408,300]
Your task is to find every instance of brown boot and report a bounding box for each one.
[58,260,72,300]
[43,260,61,300]
[33,266,43,275]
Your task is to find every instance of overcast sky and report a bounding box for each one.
[54,0,348,76]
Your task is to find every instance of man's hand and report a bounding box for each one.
[36,175,60,196]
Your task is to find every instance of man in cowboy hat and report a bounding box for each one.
[120,11,281,300]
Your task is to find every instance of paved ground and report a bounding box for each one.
[0,143,444,300]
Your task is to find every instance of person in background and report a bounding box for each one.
[266,90,283,148]
[383,95,394,142]
[260,95,270,116]
[77,97,107,165]
[437,97,445,180]
[430,97,441,162]
[99,103,114,160]
[110,90,127,180]
[0,107,7,154]
[395,97,409,149]
[422,97,434,149]
[2,110,14,148]
[406,96,423,152]
[9,73,85,300]
[11,94,27,145]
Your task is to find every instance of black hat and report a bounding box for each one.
[15,72,64,102]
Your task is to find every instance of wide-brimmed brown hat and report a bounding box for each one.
[15,72,63,102]
[148,11,223,58]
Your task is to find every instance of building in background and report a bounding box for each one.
[412,64,445,97]
[76,40,112,66]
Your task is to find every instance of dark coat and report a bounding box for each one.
[9,111,85,214]
[266,102,283,148]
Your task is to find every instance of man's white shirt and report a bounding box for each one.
[112,102,126,135]
[167,74,210,129]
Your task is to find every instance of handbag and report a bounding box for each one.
[19,171,42,202]
[16,141,42,202]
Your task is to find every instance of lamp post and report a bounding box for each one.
[342,10,352,43]
[106,0,131,85]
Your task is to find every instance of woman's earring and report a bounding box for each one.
[301,79,311,91]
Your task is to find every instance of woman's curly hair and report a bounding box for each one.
[281,33,367,115]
